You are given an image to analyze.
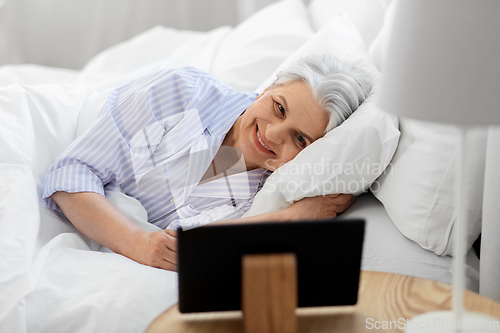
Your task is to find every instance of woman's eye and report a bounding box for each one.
[275,102,285,115]
[297,134,306,147]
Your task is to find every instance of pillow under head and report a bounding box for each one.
[243,14,400,217]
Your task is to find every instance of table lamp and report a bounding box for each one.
[376,0,500,332]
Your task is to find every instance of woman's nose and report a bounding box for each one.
[265,122,285,145]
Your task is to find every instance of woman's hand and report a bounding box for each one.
[51,191,178,272]
[134,229,177,271]
[284,193,355,220]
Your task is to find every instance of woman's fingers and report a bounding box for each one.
[328,193,351,204]
[152,248,176,271]
[285,193,356,220]
[165,229,177,237]
[331,194,355,213]
[159,260,176,272]
[139,230,178,271]
[164,230,177,252]
[162,245,177,265]
[153,250,176,271]
[162,230,177,268]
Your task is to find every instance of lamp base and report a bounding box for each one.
[405,311,500,332]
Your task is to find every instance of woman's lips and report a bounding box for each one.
[254,125,274,154]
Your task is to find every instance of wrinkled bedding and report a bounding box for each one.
[0,26,227,333]
[0,24,479,333]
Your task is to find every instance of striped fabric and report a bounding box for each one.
[43,67,270,230]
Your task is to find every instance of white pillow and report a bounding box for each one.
[372,121,485,256]
[243,14,400,217]
[367,0,397,72]
[307,0,392,49]
[369,2,484,256]
[78,26,231,92]
[210,0,313,92]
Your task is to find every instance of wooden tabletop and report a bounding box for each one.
[146,270,500,333]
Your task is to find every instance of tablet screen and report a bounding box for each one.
[177,218,365,313]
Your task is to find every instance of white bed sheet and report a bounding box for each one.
[0,26,226,333]
[0,23,479,333]
[341,193,479,291]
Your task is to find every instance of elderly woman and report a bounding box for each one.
[43,53,372,271]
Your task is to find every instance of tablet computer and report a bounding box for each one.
[177,218,365,313]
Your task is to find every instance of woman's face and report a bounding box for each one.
[227,80,329,171]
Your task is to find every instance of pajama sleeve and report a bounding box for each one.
[43,67,200,211]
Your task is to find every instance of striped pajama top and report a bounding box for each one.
[43,67,270,230]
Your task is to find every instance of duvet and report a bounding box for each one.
[0,26,230,333]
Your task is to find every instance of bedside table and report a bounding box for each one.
[146,271,500,333]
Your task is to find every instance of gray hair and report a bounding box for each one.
[272,53,373,133]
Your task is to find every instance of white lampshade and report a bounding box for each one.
[376,0,500,125]
[375,1,500,332]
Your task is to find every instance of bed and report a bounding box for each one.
[1,0,497,332]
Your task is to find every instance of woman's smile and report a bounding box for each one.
[255,126,275,154]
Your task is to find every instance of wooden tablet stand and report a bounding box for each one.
[242,253,297,333]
